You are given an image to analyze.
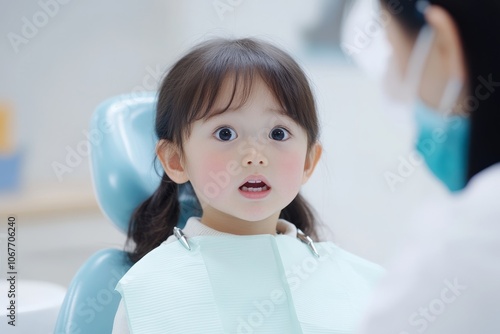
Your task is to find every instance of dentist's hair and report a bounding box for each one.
[127,38,322,263]
[380,0,500,184]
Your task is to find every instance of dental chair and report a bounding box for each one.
[54,92,202,334]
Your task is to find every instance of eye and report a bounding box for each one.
[269,127,290,141]
[214,127,237,141]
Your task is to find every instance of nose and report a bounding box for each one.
[242,148,268,167]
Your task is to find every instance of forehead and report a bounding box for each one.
[201,74,287,121]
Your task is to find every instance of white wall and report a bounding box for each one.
[2,0,173,184]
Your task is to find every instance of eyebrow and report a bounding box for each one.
[267,107,288,116]
[204,107,288,122]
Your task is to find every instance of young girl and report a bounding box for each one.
[113,38,384,333]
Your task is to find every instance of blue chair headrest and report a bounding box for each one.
[89,92,202,233]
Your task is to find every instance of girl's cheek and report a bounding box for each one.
[276,151,306,193]
[195,151,235,199]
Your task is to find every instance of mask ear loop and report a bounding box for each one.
[403,25,436,99]
[438,77,464,117]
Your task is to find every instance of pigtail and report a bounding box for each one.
[280,193,320,241]
[127,173,180,263]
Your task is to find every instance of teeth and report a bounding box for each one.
[245,180,267,186]
[241,185,268,192]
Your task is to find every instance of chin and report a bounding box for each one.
[238,210,278,223]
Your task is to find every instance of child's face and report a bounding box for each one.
[161,77,321,230]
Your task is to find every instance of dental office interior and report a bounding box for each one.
[0,0,449,333]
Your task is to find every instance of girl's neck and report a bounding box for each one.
[200,209,280,236]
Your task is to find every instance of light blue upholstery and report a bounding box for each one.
[54,92,202,334]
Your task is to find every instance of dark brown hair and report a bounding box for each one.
[380,0,500,183]
[127,38,322,263]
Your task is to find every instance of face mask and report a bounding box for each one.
[406,26,471,192]
[414,99,471,192]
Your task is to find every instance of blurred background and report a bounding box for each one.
[0,0,448,291]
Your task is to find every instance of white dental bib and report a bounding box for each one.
[116,225,384,333]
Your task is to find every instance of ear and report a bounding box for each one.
[156,139,189,184]
[302,141,322,185]
[425,5,467,83]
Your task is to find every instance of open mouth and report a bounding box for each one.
[239,180,270,192]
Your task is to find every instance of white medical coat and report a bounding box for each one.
[357,163,500,333]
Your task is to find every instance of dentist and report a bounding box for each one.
[353,0,500,333]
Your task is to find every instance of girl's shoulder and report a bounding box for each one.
[117,240,190,285]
